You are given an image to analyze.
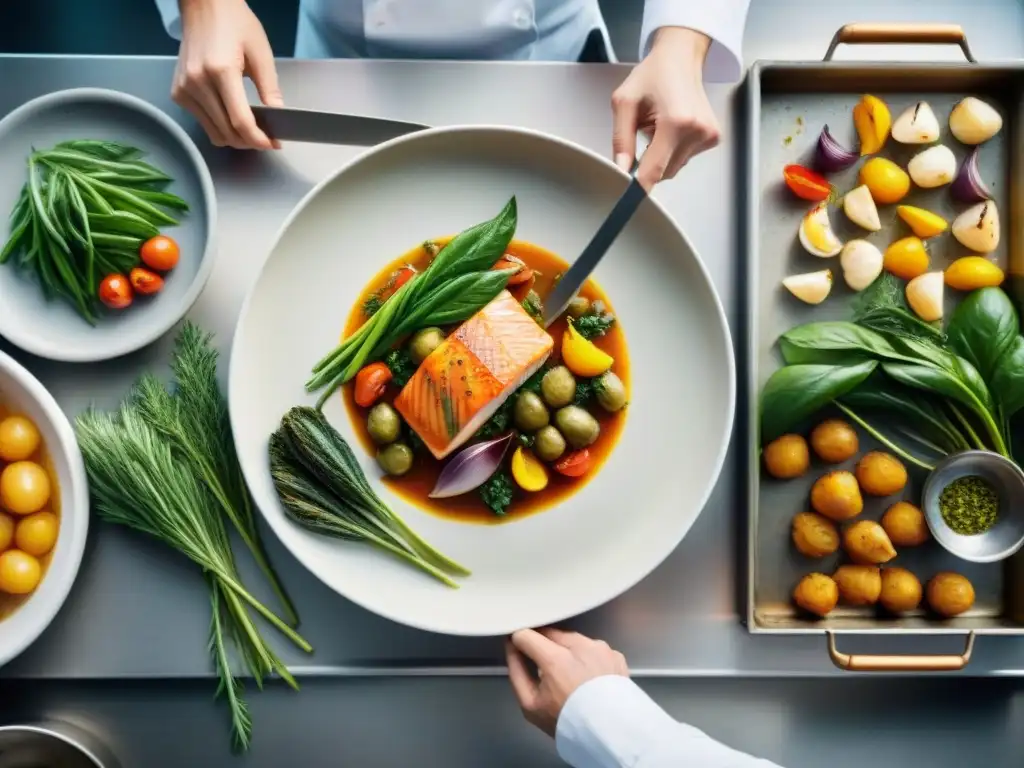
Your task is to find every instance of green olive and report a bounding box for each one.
[514,391,550,432]
[554,405,601,449]
[594,371,627,412]
[367,403,402,445]
[409,327,446,364]
[541,366,576,409]
[567,296,591,319]
[377,442,414,476]
[534,425,567,462]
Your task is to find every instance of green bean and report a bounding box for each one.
[27,158,70,254]
[35,148,172,182]
[91,232,143,250]
[73,173,178,226]
[66,178,96,290]
[56,140,142,161]
[88,211,159,239]
[127,187,189,212]
[0,216,30,265]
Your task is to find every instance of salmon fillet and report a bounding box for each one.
[394,290,553,459]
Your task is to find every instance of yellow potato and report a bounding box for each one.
[0,461,51,515]
[881,501,929,547]
[0,416,41,462]
[14,510,59,557]
[0,549,41,595]
[833,565,882,606]
[791,512,840,558]
[793,573,839,618]
[879,567,922,613]
[927,572,975,618]
[855,451,907,496]
[810,420,859,464]
[810,471,863,521]
[843,520,897,564]
[763,434,810,479]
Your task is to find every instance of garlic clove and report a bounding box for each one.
[798,204,842,257]
[891,101,940,144]
[907,145,957,188]
[949,97,1003,145]
[906,272,944,322]
[783,270,833,305]
[952,201,1000,253]
[842,184,881,232]
[840,240,884,292]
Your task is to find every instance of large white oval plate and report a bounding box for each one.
[230,127,735,636]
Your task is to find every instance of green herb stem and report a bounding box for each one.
[835,403,935,471]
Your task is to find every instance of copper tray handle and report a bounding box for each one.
[827,631,976,672]
[823,23,976,63]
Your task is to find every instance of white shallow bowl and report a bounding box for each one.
[230,126,735,636]
[0,350,89,667]
[0,88,217,362]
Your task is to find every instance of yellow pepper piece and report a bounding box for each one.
[511,446,548,492]
[561,323,614,377]
[884,237,929,280]
[859,158,909,205]
[853,94,891,156]
[896,205,948,239]
[945,256,1005,291]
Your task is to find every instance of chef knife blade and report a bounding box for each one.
[541,175,647,327]
[252,105,429,146]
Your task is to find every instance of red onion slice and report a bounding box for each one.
[951,147,991,203]
[429,432,515,498]
[815,125,858,173]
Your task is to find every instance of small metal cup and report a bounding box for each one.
[921,450,1024,563]
[0,721,119,768]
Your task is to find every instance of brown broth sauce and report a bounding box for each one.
[343,238,629,524]
[0,404,60,620]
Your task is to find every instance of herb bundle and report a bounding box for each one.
[75,324,308,751]
[1,140,188,323]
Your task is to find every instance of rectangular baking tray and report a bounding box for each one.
[743,24,1024,666]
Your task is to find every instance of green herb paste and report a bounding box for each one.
[939,475,998,535]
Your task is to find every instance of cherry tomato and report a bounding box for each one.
[99,274,133,309]
[140,235,180,272]
[354,362,393,408]
[494,254,534,286]
[374,265,417,306]
[783,165,831,202]
[554,449,591,478]
[129,267,165,295]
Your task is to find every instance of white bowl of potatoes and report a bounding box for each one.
[0,350,89,667]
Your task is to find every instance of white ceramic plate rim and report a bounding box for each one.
[230,124,736,635]
[0,87,218,363]
[0,350,89,666]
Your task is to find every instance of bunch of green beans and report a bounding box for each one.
[0,140,189,324]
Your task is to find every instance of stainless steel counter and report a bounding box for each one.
[3,0,1024,684]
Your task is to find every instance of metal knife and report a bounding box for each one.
[541,174,647,327]
[252,105,429,146]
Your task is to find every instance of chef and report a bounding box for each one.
[508,628,782,767]
[155,0,750,188]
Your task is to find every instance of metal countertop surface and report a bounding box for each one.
[3,0,1024,683]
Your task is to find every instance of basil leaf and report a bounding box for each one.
[760,361,877,443]
[990,336,1024,418]
[779,322,911,366]
[881,361,984,414]
[947,288,1019,384]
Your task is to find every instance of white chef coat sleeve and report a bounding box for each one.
[555,675,781,768]
[639,0,752,82]
[153,0,184,41]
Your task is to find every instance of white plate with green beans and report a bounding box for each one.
[0,88,216,362]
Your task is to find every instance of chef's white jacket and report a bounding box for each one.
[154,1,763,765]
[155,0,750,81]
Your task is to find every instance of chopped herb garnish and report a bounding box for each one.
[522,290,544,324]
[362,295,384,317]
[573,312,615,340]
[518,432,535,448]
[479,470,514,515]
[423,240,440,257]
[384,348,417,387]
[574,378,595,405]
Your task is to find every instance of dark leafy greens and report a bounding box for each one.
[479,470,515,515]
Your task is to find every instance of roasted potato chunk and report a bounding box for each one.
[810,419,859,463]
[881,501,930,547]
[810,471,863,521]
[793,573,839,617]
[763,434,810,479]
[791,512,840,558]
[843,520,897,564]
[833,564,881,606]
[927,572,975,618]
[855,451,908,496]
[879,567,922,613]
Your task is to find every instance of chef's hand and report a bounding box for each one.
[505,628,629,737]
[612,27,720,190]
[172,0,281,150]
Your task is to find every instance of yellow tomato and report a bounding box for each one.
[511,446,549,492]
[0,549,41,594]
[853,95,892,155]
[561,324,613,378]
[15,510,59,557]
[0,513,13,551]
[884,237,929,280]
[860,158,910,204]
[945,257,1005,291]
[0,461,51,515]
[896,205,948,239]
[0,416,41,462]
